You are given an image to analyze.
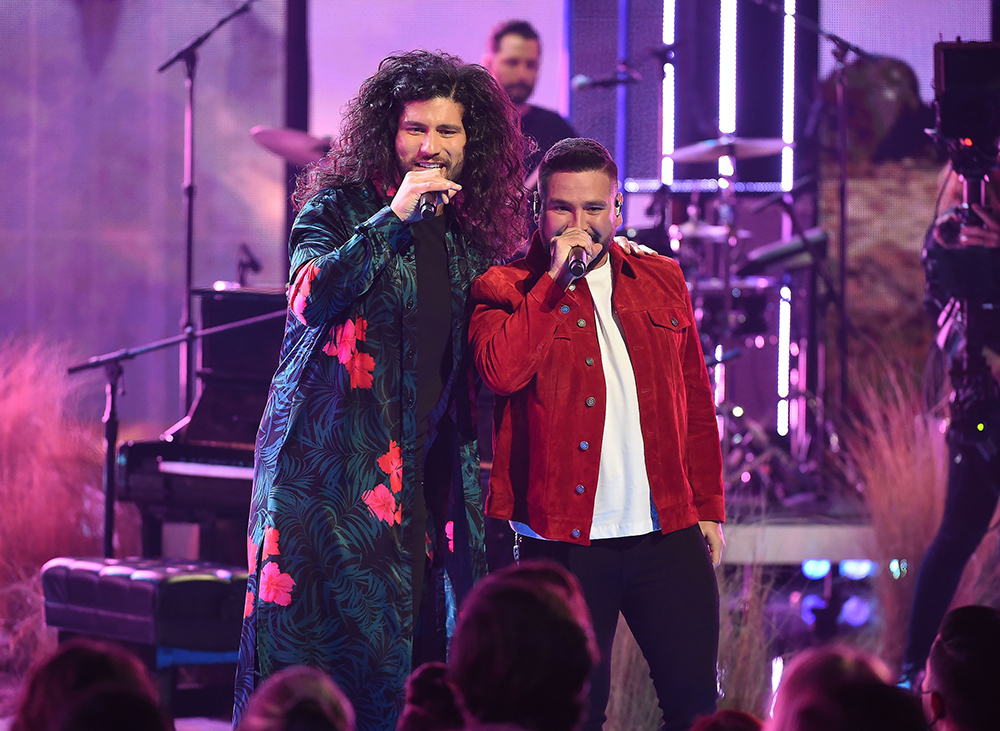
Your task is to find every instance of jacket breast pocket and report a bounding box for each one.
[647,306,691,333]
[646,306,691,370]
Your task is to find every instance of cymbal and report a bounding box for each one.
[668,136,788,164]
[251,126,331,166]
[669,220,751,241]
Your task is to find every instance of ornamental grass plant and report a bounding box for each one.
[0,339,139,681]
[845,367,973,673]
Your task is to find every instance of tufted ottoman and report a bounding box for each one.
[41,557,248,717]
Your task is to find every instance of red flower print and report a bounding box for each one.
[377,440,403,494]
[346,351,376,389]
[247,536,259,575]
[324,318,356,363]
[259,562,296,606]
[322,315,369,363]
[289,262,321,326]
[445,520,454,554]
[244,590,255,618]
[263,526,280,561]
[363,484,398,525]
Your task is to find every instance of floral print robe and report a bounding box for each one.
[233,183,490,730]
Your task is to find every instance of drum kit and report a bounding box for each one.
[659,134,827,504]
[661,135,789,357]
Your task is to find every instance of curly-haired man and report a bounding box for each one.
[234,50,528,731]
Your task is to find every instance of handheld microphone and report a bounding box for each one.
[418,193,437,220]
[568,247,588,278]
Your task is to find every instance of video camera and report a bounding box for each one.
[934,40,1000,184]
[930,41,1000,305]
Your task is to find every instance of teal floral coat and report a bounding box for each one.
[233,183,490,731]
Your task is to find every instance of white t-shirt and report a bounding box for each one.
[511,260,657,541]
[585,260,656,539]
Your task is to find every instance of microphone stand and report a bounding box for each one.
[67,308,286,558]
[158,0,257,414]
[746,0,877,418]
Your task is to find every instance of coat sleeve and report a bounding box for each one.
[678,279,726,522]
[468,270,565,396]
[287,189,412,326]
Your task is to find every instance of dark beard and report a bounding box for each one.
[504,83,533,105]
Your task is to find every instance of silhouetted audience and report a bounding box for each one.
[768,646,927,731]
[239,665,355,731]
[396,662,464,731]
[448,560,598,731]
[768,645,891,731]
[779,680,927,731]
[47,683,173,731]
[12,638,160,731]
[921,604,1000,731]
[691,709,763,731]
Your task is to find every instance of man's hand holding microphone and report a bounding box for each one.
[390,167,462,223]
[547,226,602,290]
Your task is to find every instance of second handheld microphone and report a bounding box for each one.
[418,193,438,220]
[568,247,588,279]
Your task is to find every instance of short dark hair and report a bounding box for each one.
[927,605,1000,731]
[398,662,465,731]
[448,561,597,731]
[11,639,157,731]
[240,665,355,731]
[538,137,619,201]
[49,684,172,731]
[489,19,540,53]
[792,681,927,731]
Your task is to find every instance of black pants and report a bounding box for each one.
[519,524,720,731]
[904,437,1000,674]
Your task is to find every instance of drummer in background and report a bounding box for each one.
[484,19,576,190]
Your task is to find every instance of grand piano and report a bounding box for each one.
[117,288,286,561]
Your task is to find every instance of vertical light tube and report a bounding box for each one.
[661,0,677,185]
[714,344,726,406]
[718,0,737,178]
[781,0,796,190]
[616,0,628,187]
[777,286,792,436]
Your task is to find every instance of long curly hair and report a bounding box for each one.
[295,50,529,261]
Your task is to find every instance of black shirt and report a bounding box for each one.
[412,213,453,459]
[522,105,577,174]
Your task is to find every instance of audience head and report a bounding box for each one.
[448,560,598,731]
[47,683,172,731]
[780,680,927,731]
[239,665,354,731]
[923,604,1000,731]
[12,638,158,731]
[768,645,893,731]
[396,662,464,731]
[691,709,763,731]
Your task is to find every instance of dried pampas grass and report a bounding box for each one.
[0,338,139,674]
[846,368,948,672]
[717,564,774,719]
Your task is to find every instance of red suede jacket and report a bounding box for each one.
[469,238,725,545]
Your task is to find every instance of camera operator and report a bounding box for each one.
[902,163,1000,685]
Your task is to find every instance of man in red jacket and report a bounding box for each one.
[469,137,725,731]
